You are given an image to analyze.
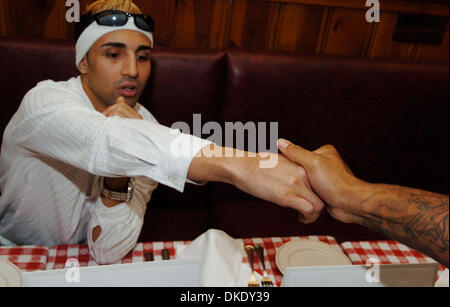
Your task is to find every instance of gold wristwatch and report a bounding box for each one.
[101,178,135,202]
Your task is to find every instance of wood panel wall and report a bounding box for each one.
[0,0,448,62]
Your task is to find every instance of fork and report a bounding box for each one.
[255,245,273,287]
[144,252,154,262]
[244,245,259,287]
[162,249,170,260]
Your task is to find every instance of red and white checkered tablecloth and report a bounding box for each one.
[45,240,192,270]
[341,240,447,272]
[0,245,48,271]
[1,237,446,287]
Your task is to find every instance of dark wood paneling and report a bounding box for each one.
[0,0,448,62]
[137,0,177,47]
[273,3,324,53]
[171,0,229,49]
[368,11,414,60]
[258,0,449,16]
[1,0,57,38]
[0,0,9,36]
[229,0,281,50]
[414,21,449,62]
[320,8,373,57]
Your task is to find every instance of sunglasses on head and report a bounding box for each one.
[75,10,154,41]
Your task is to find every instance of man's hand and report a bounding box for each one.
[233,153,325,223]
[277,138,449,267]
[277,138,369,225]
[103,96,143,119]
[188,145,324,223]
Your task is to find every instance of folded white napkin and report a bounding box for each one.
[175,229,259,287]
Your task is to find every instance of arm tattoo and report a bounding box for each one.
[404,196,448,253]
[362,185,449,267]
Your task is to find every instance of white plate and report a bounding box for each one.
[276,240,352,274]
[0,259,22,287]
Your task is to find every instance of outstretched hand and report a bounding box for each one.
[228,151,325,224]
[277,139,369,225]
[189,145,325,224]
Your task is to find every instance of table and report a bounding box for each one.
[1,235,446,287]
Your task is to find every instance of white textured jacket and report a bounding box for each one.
[0,76,210,264]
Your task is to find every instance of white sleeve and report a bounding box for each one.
[9,86,211,192]
[87,176,158,264]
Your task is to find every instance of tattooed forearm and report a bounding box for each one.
[361,185,449,267]
[404,199,448,252]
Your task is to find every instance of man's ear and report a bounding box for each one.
[77,55,89,74]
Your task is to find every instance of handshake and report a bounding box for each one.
[101,98,361,225]
[103,99,363,226]
[105,100,448,266]
[190,138,370,226]
[234,139,449,268]
[241,138,367,225]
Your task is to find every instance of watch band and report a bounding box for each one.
[101,178,134,202]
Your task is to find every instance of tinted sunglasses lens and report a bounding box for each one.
[134,15,154,32]
[97,12,128,26]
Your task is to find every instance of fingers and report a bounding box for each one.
[298,211,321,224]
[116,96,126,105]
[326,207,363,225]
[275,151,324,223]
[277,138,316,169]
[302,185,325,215]
[314,144,336,155]
[314,144,354,175]
[294,184,324,224]
[103,97,126,114]
[288,195,315,216]
[290,197,321,224]
[314,144,343,162]
[103,107,128,118]
[102,97,143,119]
[102,106,114,116]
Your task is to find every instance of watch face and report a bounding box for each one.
[127,178,134,193]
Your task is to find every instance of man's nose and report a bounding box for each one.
[122,54,138,78]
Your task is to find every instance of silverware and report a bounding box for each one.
[244,245,259,287]
[162,249,170,260]
[144,251,154,261]
[255,245,273,287]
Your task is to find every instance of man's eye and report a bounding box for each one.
[137,55,149,62]
[107,53,119,58]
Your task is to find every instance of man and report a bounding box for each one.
[0,0,323,264]
[277,139,449,267]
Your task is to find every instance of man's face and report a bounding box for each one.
[78,30,152,111]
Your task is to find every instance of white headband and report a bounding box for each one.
[75,17,154,66]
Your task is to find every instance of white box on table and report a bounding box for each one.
[20,258,202,287]
[281,263,439,287]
